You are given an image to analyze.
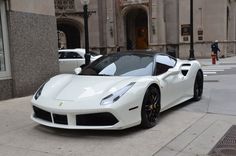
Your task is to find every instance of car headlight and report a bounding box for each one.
[100,82,135,105]
[34,82,46,100]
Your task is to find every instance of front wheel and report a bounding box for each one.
[193,70,203,101]
[141,86,160,128]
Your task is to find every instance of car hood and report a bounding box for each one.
[40,74,140,102]
[91,55,102,60]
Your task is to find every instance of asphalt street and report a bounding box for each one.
[0,56,236,156]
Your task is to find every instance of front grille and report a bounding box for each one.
[76,113,118,126]
[53,114,68,125]
[33,106,52,122]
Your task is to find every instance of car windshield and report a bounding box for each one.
[80,53,154,76]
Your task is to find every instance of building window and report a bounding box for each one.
[0,0,11,79]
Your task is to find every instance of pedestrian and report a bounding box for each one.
[117,46,120,52]
[127,38,133,50]
[211,40,220,61]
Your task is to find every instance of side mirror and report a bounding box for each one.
[162,69,179,79]
[168,69,180,75]
[74,67,82,75]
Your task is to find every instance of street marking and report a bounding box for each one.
[203,69,224,72]
[202,64,236,76]
[203,66,232,69]
[203,72,217,75]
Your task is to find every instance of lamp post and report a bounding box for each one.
[57,31,61,49]
[81,0,91,66]
[189,0,195,60]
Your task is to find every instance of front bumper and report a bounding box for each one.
[31,99,142,130]
[32,106,126,129]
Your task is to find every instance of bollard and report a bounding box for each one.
[211,53,216,64]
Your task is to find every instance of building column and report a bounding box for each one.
[106,0,116,52]
[150,0,158,44]
[156,0,166,45]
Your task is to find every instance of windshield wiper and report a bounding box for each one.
[98,74,112,76]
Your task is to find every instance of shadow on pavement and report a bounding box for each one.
[159,99,195,121]
[33,124,145,138]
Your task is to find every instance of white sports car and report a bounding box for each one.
[59,48,102,73]
[31,52,203,130]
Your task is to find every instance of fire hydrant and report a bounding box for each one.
[211,53,216,64]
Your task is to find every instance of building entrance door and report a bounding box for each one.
[125,8,148,50]
[57,22,81,49]
[136,27,148,49]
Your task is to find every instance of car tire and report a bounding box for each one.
[193,70,203,101]
[141,86,160,128]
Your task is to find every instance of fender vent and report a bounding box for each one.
[181,70,188,76]
[182,64,191,66]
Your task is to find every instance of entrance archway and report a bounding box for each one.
[125,8,148,50]
[57,20,81,49]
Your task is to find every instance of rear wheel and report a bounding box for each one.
[141,86,160,128]
[193,70,203,101]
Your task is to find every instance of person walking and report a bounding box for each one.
[211,40,221,61]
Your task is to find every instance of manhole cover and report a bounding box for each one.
[209,125,236,156]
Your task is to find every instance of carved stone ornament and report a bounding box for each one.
[119,0,149,7]
[55,0,75,11]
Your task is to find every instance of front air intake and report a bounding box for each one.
[76,113,118,126]
[33,106,52,122]
[53,114,68,125]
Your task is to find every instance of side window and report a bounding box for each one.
[67,52,82,59]
[155,63,170,75]
[155,55,176,75]
[167,56,177,67]
[58,52,64,59]
[59,52,83,59]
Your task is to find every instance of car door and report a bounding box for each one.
[162,68,186,109]
[154,55,182,110]
[59,52,83,73]
[163,62,195,107]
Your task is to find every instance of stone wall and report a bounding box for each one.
[0,79,12,100]
[8,11,59,97]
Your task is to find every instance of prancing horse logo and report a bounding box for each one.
[59,102,63,107]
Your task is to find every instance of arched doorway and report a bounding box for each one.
[125,8,148,50]
[57,21,81,49]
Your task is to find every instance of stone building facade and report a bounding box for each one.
[0,0,59,100]
[56,0,236,58]
[1,0,236,100]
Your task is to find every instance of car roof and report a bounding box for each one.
[58,48,85,52]
[108,51,167,57]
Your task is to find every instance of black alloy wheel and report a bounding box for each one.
[193,70,203,101]
[141,86,160,128]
